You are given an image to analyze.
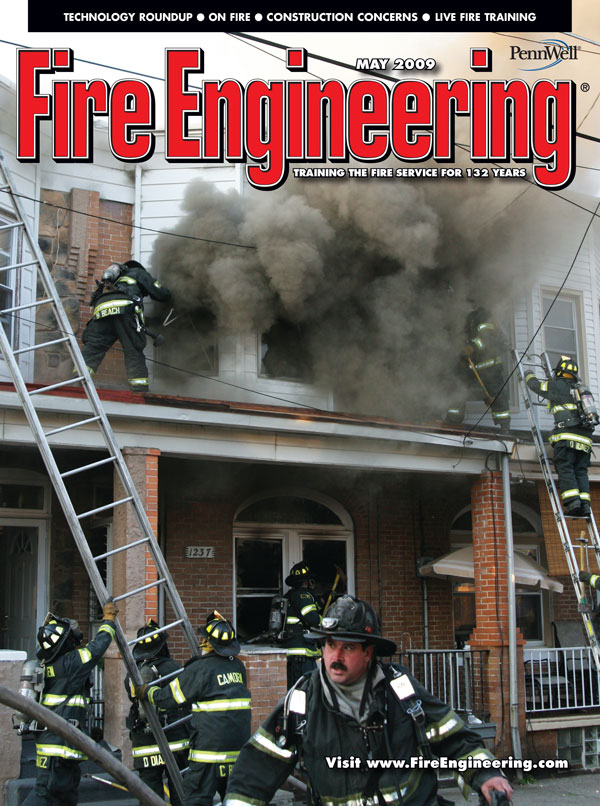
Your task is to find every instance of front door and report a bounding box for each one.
[0,521,46,657]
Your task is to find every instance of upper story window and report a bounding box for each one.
[542,293,580,372]
[259,319,311,382]
[0,210,19,345]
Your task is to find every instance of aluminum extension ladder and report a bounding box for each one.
[0,147,198,802]
[514,349,600,670]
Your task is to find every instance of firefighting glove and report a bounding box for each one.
[579,571,593,584]
[103,598,119,621]
[133,683,150,700]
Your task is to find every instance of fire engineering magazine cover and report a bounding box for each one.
[2,0,600,791]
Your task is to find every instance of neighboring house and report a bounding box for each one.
[2,73,600,773]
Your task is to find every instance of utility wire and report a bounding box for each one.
[1,307,484,445]
[0,188,256,250]
[464,198,600,440]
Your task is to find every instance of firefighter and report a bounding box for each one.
[134,611,251,806]
[446,307,511,431]
[125,620,190,805]
[81,259,171,391]
[526,356,595,517]
[283,561,321,689]
[22,601,118,806]
[225,595,512,806]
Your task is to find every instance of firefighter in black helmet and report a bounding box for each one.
[21,601,118,806]
[134,611,251,806]
[283,561,321,689]
[526,356,596,517]
[125,620,190,804]
[446,307,511,431]
[226,595,512,806]
[80,259,171,391]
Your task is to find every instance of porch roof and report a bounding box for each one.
[0,383,513,475]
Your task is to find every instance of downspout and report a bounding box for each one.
[501,450,523,762]
[133,164,142,261]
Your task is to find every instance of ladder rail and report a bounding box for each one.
[0,148,198,801]
[514,349,600,669]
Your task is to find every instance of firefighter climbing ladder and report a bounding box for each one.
[514,349,600,671]
[0,148,197,801]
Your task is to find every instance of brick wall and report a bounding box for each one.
[36,187,133,388]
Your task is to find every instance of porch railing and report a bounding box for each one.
[525,647,600,712]
[397,649,489,722]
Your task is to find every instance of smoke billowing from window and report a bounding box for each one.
[150,174,552,421]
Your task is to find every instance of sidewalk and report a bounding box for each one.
[441,772,600,806]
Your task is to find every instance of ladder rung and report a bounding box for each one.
[60,455,115,478]
[127,620,184,647]
[0,259,38,274]
[93,536,150,562]
[0,221,24,231]
[1,297,52,315]
[76,496,133,520]
[13,335,70,354]
[164,713,193,732]
[45,415,101,437]
[147,668,183,688]
[112,577,166,602]
[30,376,84,396]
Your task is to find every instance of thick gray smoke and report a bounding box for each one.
[150,173,545,420]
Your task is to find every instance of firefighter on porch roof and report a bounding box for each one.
[446,306,511,431]
[80,259,170,391]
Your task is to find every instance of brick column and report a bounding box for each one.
[468,471,526,758]
[103,447,161,761]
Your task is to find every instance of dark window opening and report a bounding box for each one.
[260,319,311,381]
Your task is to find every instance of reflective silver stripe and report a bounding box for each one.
[132,740,190,757]
[286,647,319,657]
[540,381,548,392]
[426,714,459,740]
[561,489,580,501]
[551,404,578,412]
[250,727,294,760]
[226,798,266,806]
[286,616,300,624]
[117,276,137,284]
[580,493,591,502]
[549,432,593,446]
[170,678,186,704]
[300,604,317,616]
[93,299,132,315]
[192,698,251,712]
[98,623,116,639]
[36,745,86,760]
[41,694,88,708]
[472,338,483,349]
[478,323,494,332]
[189,749,240,763]
[78,648,92,663]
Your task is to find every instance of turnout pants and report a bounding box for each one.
[139,755,186,806]
[183,760,232,806]
[553,442,591,507]
[22,757,81,806]
[81,312,149,389]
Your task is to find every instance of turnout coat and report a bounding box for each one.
[226,663,498,806]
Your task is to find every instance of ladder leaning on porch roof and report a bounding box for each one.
[514,349,600,671]
[0,146,197,802]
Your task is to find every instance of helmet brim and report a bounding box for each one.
[305,628,397,656]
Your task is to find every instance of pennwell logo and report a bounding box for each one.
[510,38,579,71]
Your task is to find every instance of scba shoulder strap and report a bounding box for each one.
[386,664,434,761]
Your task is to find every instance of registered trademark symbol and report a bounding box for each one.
[581,83,590,92]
